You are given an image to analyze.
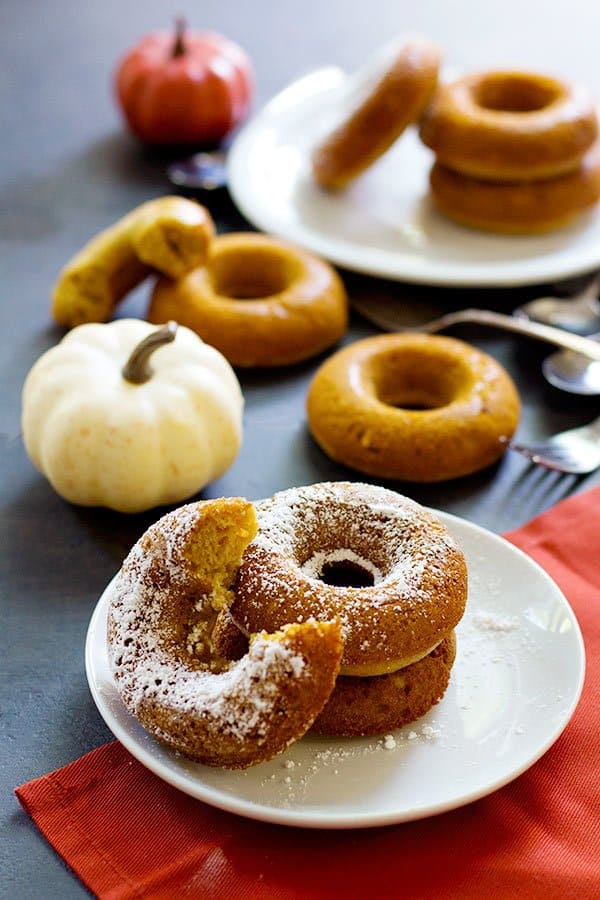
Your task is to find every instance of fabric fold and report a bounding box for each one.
[15,487,600,900]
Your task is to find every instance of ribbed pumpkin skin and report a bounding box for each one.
[22,320,244,512]
[115,29,254,146]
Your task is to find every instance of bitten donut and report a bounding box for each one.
[420,70,598,182]
[429,145,600,234]
[214,624,458,736]
[108,497,343,768]
[312,633,456,736]
[306,333,520,482]
[148,233,348,367]
[231,482,467,674]
[52,197,215,328]
[311,36,441,189]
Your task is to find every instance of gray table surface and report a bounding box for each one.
[3,1,600,897]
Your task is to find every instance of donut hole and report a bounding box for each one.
[380,391,446,410]
[209,246,302,299]
[473,74,560,113]
[301,546,382,586]
[319,561,375,588]
[373,348,470,410]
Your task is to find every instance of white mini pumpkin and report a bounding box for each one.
[22,319,244,513]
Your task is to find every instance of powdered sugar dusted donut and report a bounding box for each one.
[107,497,343,768]
[231,482,467,677]
[313,632,457,736]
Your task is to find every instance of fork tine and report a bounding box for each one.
[508,444,591,473]
[508,442,582,470]
[537,446,579,461]
[507,443,534,459]
[536,459,592,474]
[514,453,572,472]
[506,414,600,474]
[507,441,551,457]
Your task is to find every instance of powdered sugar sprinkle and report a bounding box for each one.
[107,504,310,747]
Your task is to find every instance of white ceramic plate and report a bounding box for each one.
[85,511,584,829]
[227,67,600,287]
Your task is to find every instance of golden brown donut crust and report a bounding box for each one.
[429,144,600,234]
[108,497,343,768]
[52,197,215,328]
[420,71,598,181]
[148,233,348,367]
[306,334,520,482]
[312,37,441,189]
[210,615,457,737]
[231,482,467,670]
[312,633,456,736]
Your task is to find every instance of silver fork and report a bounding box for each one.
[504,415,600,474]
[350,300,600,361]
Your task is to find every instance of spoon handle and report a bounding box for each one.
[424,309,600,361]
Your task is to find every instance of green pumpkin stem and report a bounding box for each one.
[172,16,187,58]
[122,321,177,384]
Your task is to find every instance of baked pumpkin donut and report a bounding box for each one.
[306,333,520,482]
[420,70,598,182]
[107,497,343,768]
[213,621,457,737]
[312,633,456,736]
[429,144,600,234]
[149,233,348,367]
[231,482,467,674]
[312,36,441,189]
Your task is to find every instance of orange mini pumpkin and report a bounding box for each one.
[115,18,254,146]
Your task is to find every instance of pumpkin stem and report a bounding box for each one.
[122,321,178,384]
[172,16,187,58]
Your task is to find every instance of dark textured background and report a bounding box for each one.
[2,1,600,896]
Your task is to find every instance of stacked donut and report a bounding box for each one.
[420,70,600,233]
[230,482,467,737]
[108,483,468,766]
[310,37,600,233]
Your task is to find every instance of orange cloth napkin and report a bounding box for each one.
[16,488,600,900]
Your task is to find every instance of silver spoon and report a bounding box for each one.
[542,332,600,395]
[167,151,228,191]
[513,273,600,393]
[513,273,600,334]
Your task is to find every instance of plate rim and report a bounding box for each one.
[85,509,585,830]
[227,67,600,289]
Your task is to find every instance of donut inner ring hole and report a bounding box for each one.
[288,503,400,584]
[208,245,303,299]
[472,74,561,113]
[318,560,376,588]
[369,346,474,411]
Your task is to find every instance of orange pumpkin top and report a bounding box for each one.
[115,19,254,146]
